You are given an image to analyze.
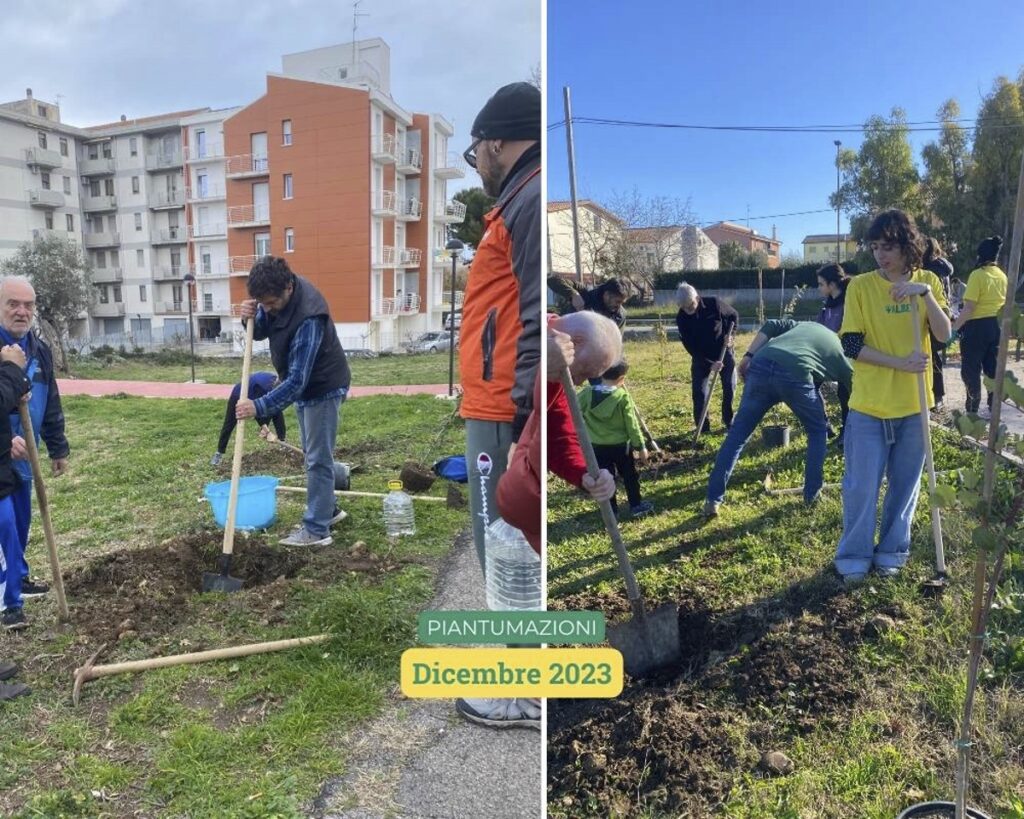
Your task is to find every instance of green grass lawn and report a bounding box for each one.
[0,392,467,817]
[65,349,459,386]
[547,336,1024,818]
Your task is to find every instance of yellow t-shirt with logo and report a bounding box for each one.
[840,269,948,419]
[963,264,1007,320]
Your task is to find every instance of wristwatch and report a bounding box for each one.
[920,284,932,297]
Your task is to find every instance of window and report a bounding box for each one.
[59,137,68,157]
[137,249,145,267]
[139,285,147,303]
[809,246,816,255]
[255,232,270,257]
[134,213,142,231]
[195,129,206,158]
[132,176,140,194]
[104,178,114,196]
[107,215,117,232]
[98,286,109,304]
[196,173,208,198]
[112,285,122,303]
[201,246,212,275]
[89,180,100,197]
[88,143,99,160]
[62,176,71,195]
[66,214,73,232]
[45,211,54,229]
[283,174,293,199]
[38,131,47,149]
[282,119,292,146]
[129,137,138,157]
[285,228,294,252]
[40,172,51,190]
[38,105,48,118]
[101,142,112,159]
[111,250,120,267]
[95,251,106,269]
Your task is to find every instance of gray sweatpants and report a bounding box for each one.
[464,418,514,577]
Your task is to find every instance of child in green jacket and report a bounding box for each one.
[578,361,652,517]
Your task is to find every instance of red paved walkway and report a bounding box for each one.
[56,379,457,399]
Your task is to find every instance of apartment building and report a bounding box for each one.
[704,221,782,268]
[802,233,857,264]
[625,224,719,272]
[547,200,625,283]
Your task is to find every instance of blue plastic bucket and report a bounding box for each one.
[204,476,279,530]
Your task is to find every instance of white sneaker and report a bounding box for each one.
[279,527,332,547]
[456,697,540,730]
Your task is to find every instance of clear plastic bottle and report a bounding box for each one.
[484,518,542,611]
[383,479,415,537]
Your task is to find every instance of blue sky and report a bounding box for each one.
[547,0,1024,259]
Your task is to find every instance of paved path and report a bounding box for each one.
[56,379,456,400]
[938,357,1024,437]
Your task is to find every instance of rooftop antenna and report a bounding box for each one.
[352,0,369,66]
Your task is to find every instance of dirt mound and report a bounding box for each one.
[237,446,304,474]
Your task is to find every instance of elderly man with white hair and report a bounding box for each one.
[675,282,739,434]
[0,276,69,631]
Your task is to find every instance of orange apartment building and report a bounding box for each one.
[703,221,782,268]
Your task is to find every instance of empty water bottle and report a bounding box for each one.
[383,480,415,537]
[485,518,542,611]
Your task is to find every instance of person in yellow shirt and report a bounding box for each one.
[951,235,1008,413]
[834,210,951,584]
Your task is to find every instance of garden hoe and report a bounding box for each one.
[562,368,681,678]
[911,297,948,596]
[203,320,254,593]
[693,327,734,445]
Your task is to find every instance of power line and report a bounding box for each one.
[547,114,1024,134]
[700,208,834,225]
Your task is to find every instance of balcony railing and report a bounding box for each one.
[80,156,116,176]
[397,248,423,267]
[153,227,186,244]
[227,204,271,228]
[195,300,231,314]
[25,147,62,169]
[229,255,259,275]
[28,189,65,209]
[81,194,118,212]
[371,133,398,164]
[186,185,225,202]
[397,148,422,174]
[154,265,184,281]
[434,199,467,224]
[184,143,225,162]
[191,261,230,278]
[372,246,397,268]
[372,297,398,318]
[189,222,227,239]
[371,189,398,217]
[434,152,467,179]
[92,302,126,317]
[441,290,465,309]
[397,197,423,221]
[225,154,269,178]
[149,189,185,209]
[145,150,183,171]
[155,301,187,314]
[396,293,421,314]
[82,231,120,248]
[91,267,123,283]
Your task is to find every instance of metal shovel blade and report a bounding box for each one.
[201,555,243,594]
[606,602,682,678]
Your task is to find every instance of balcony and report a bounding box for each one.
[92,302,126,317]
[152,227,187,245]
[28,189,65,209]
[396,293,421,314]
[371,189,398,218]
[227,204,271,228]
[225,154,269,178]
[397,248,422,267]
[229,255,259,275]
[189,222,227,240]
[191,261,230,279]
[25,147,62,169]
[149,189,186,209]
[186,185,225,203]
[91,268,123,283]
[83,231,120,248]
[81,194,118,212]
[396,197,422,222]
[396,148,422,175]
[434,199,467,224]
[154,265,184,281]
[434,152,467,179]
[80,156,115,176]
[441,290,465,309]
[195,300,231,315]
[155,301,187,315]
[145,150,183,171]
[371,133,398,164]
[372,297,398,318]
[184,143,225,162]
[372,246,397,268]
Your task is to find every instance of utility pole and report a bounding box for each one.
[834,140,842,262]
[563,86,584,284]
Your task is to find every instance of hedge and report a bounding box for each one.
[654,261,859,291]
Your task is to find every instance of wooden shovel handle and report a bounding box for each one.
[223,320,255,557]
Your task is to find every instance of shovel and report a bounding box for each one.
[203,319,254,593]
[561,369,681,678]
[693,326,734,444]
[911,297,947,595]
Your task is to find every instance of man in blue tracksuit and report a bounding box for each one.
[1,276,70,631]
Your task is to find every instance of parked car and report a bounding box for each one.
[444,311,462,331]
[405,331,456,353]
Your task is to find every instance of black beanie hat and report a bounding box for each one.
[976,235,1003,264]
[471,82,541,141]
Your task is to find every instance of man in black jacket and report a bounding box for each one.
[547,276,626,328]
[236,257,349,547]
[675,282,739,433]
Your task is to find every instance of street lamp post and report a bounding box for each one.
[444,237,464,398]
[183,271,197,383]
[834,140,842,263]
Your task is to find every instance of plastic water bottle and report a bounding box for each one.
[485,518,542,611]
[383,480,415,537]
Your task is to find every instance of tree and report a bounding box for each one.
[780,252,806,268]
[718,241,769,269]
[0,234,92,371]
[920,99,973,270]
[452,187,495,248]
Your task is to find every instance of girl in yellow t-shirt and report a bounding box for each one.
[834,210,951,585]
[951,235,1008,413]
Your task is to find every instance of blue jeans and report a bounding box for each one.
[706,357,828,505]
[834,410,925,576]
[296,392,345,537]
